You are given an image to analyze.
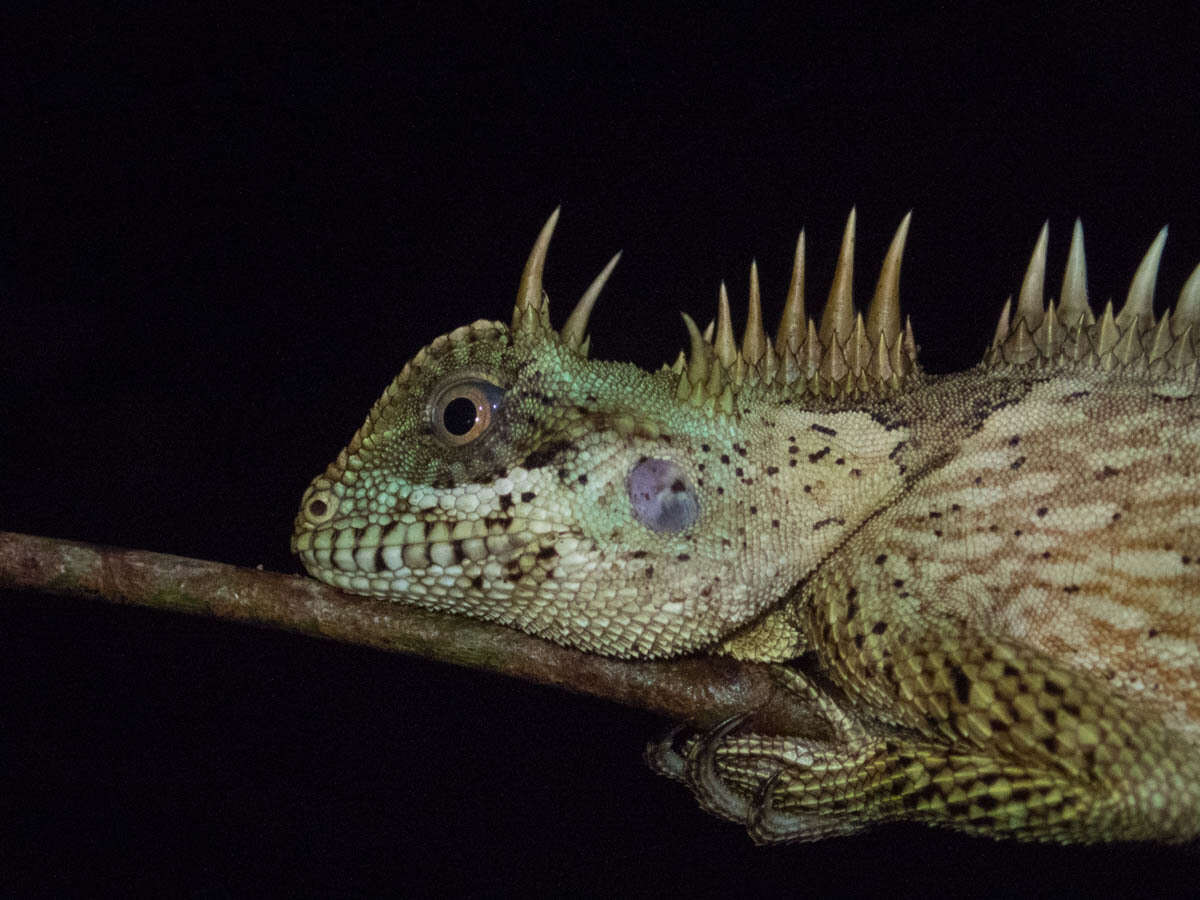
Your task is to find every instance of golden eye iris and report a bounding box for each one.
[431,379,504,445]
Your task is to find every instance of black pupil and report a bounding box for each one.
[443,396,479,436]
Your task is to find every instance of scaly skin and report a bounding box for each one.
[293,209,1200,843]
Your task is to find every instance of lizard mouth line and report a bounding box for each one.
[295,526,530,575]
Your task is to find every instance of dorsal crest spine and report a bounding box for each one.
[984,220,1200,378]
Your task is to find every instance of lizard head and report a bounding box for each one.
[293,209,918,657]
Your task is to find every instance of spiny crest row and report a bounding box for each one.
[508,210,1200,413]
[511,208,921,411]
[984,221,1200,378]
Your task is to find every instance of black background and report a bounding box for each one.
[5,4,1200,895]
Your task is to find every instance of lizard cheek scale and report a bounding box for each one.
[294,207,1200,845]
[626,458,700,533]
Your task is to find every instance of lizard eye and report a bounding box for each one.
[431,377,505,446]
[301,487,338,524]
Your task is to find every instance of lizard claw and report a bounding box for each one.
[683,712,755,823]
[643,721,692,782]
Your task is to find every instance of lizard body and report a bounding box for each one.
[293,209,1200,843]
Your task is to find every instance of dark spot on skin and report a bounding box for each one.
[811,423,838,437]
[535,546,557,560]
[835,458,845,465]
[788,445,799,454]
[521,491,536,503]
[1063,585,1080,593]
[499,494,514,511]
[1097,465,1121,480]
[808,447,830,463]
[644,566,654,578]
[812,517,843,530]
[1112,512,1122,521]
[749,505,757,514]
[1042,708,1058,726]
[577,473,588,485]
[1044,680,1065,696]
[1010,456,1026,470]
[735,467,744,477]
[892,579,904,588]
[1008,435,1021,446]
[1003,664,1020,678]
[872,621,887,635]
[789,459,797,467]
[803,484,811,492]
[1041,736,1059,754]
[631,550,647,558]
[524,441,574,469]
[854,634,865,649]
[888,441,907,460]
[735,445,748,457]
[850,468,862,477]
[1066,390,1090,400]
[720,454,731,464]
[1036,507,1048,517]
[929,510,942,519]
[701,443,710,452]
[771,519,779,528]
[1183,556,1192,565]
[716,486,725,494]
[1063,702,1081,718]
[766,466,779,475]
[950,665,971,705]
[875,554,887,565]
[846,598,859,621]
[471,575,484,590]
[676,553,690,561]
[484,516,511,529]
[432,475,454,490]
[1013,529,1023,537]
[974,476,983,485]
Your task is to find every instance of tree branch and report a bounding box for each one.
[0,531,814,733]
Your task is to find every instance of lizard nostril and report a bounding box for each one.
[627,458,700,533]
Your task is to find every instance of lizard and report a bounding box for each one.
[292,207,1200,844]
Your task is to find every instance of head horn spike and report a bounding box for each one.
[1016,222,1048,330]
[714,282,738,368]
[777,231,806,357]
[1174,262,1200,336]
[1059,219,1090,324]
[865,211,911,348]
[1117,226,1167,328]
[512,207,560,336]
[561,251,621,353]
[742,260,768,366]
[819,209,856,347]
[680,312,710,387]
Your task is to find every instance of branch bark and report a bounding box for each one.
[0,531,812,733]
